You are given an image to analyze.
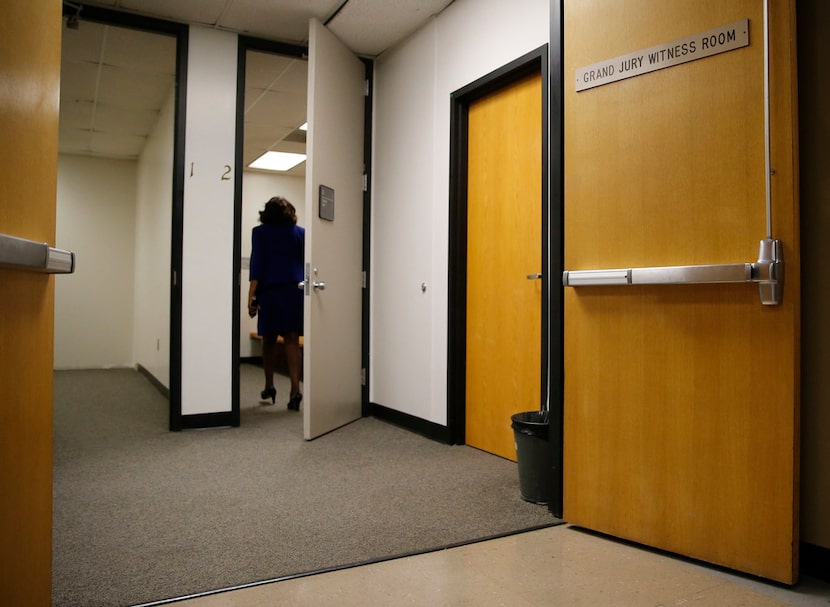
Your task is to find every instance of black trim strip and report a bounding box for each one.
[369,403,453,444]
[136,364,170,399]
[62,3,185,34]
[169,24,189,432]
[548,0,565,520]
[178,412,238,430]
[238,35,308,59]
[232,39,246,430]
[361,58,374,417]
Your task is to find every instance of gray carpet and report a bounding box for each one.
[53,367,560,606]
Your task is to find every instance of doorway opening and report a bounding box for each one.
[56,5,185,421]
[235,37,309,418]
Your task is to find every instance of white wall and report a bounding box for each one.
[133,90,175,387]
[54,155,137,369]
[180,26,238,415]
[239,171,306,357]
[370,0,550,424]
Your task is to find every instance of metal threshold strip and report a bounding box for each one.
[0,233,75,274]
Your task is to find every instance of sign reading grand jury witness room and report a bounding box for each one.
[575,19,749,91]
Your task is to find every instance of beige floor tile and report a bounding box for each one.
[171,525,825,607]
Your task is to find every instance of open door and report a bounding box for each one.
[303,19,365,440]
[562,1,799,583]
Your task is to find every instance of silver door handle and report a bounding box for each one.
[527,273,543,280]
[562,239,783,305]
[0,233,75,273]
[297,280,325,291]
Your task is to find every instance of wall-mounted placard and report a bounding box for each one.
[319,184,335,221]
[575,19,749,92]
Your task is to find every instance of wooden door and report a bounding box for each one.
[466,71,543,461]
[563,0,799,583]
[0,0,61,603]
[303,19,365,440]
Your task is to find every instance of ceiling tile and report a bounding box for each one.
[59,100,94,127]
[92,104,159,136]
[328,0,453,56]
[61,0,449,164]
[245,90,305,130]
[96,65,174,110]
[101,26,176,74]
[90,131,147,158]
[60,62,101,102]
[220,0,341,44]
[61,20,107,63]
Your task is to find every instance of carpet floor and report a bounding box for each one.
[52,366,560,606]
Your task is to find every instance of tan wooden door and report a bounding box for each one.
[0,0,61,602]
[466,71,543,461]
[563,0,799,583]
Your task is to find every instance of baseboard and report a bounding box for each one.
[135,364,170,399]
[801,541,830,582]
[369,402,452,444]
[177,411,239,430]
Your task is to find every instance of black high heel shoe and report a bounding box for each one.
[287,392,302,411]
[261,387,276,404]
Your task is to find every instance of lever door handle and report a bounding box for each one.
[313,281,325,291]
[527,273,542,280]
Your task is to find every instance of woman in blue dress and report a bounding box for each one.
[247,196,304,410]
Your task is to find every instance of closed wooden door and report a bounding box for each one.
[466,71,543,461]
[563,0,799,583]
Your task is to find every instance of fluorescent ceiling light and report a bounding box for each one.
[248,151,306,172]
[299,122,308,131]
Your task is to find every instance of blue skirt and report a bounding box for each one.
[256,283,304,337]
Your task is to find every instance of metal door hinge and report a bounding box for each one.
[364,79,370,96]
[362,271,367,288]
[361,368,367,386]
[362,173,368,192]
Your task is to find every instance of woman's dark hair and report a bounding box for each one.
[259,196,297,225]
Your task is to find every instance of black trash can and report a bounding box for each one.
[511,410,555,505]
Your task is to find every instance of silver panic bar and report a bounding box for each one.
[562,239,783,305]
[0,233,75,274]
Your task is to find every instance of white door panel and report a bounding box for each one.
[303,19,365,440]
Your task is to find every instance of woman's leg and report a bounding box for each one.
[261,333,278,391]
[283,331,302,396]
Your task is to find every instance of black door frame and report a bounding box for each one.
[447,43,563,516]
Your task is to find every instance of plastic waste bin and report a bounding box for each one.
[511,410,555,505]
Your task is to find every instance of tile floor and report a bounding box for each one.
[160,525,830,606]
